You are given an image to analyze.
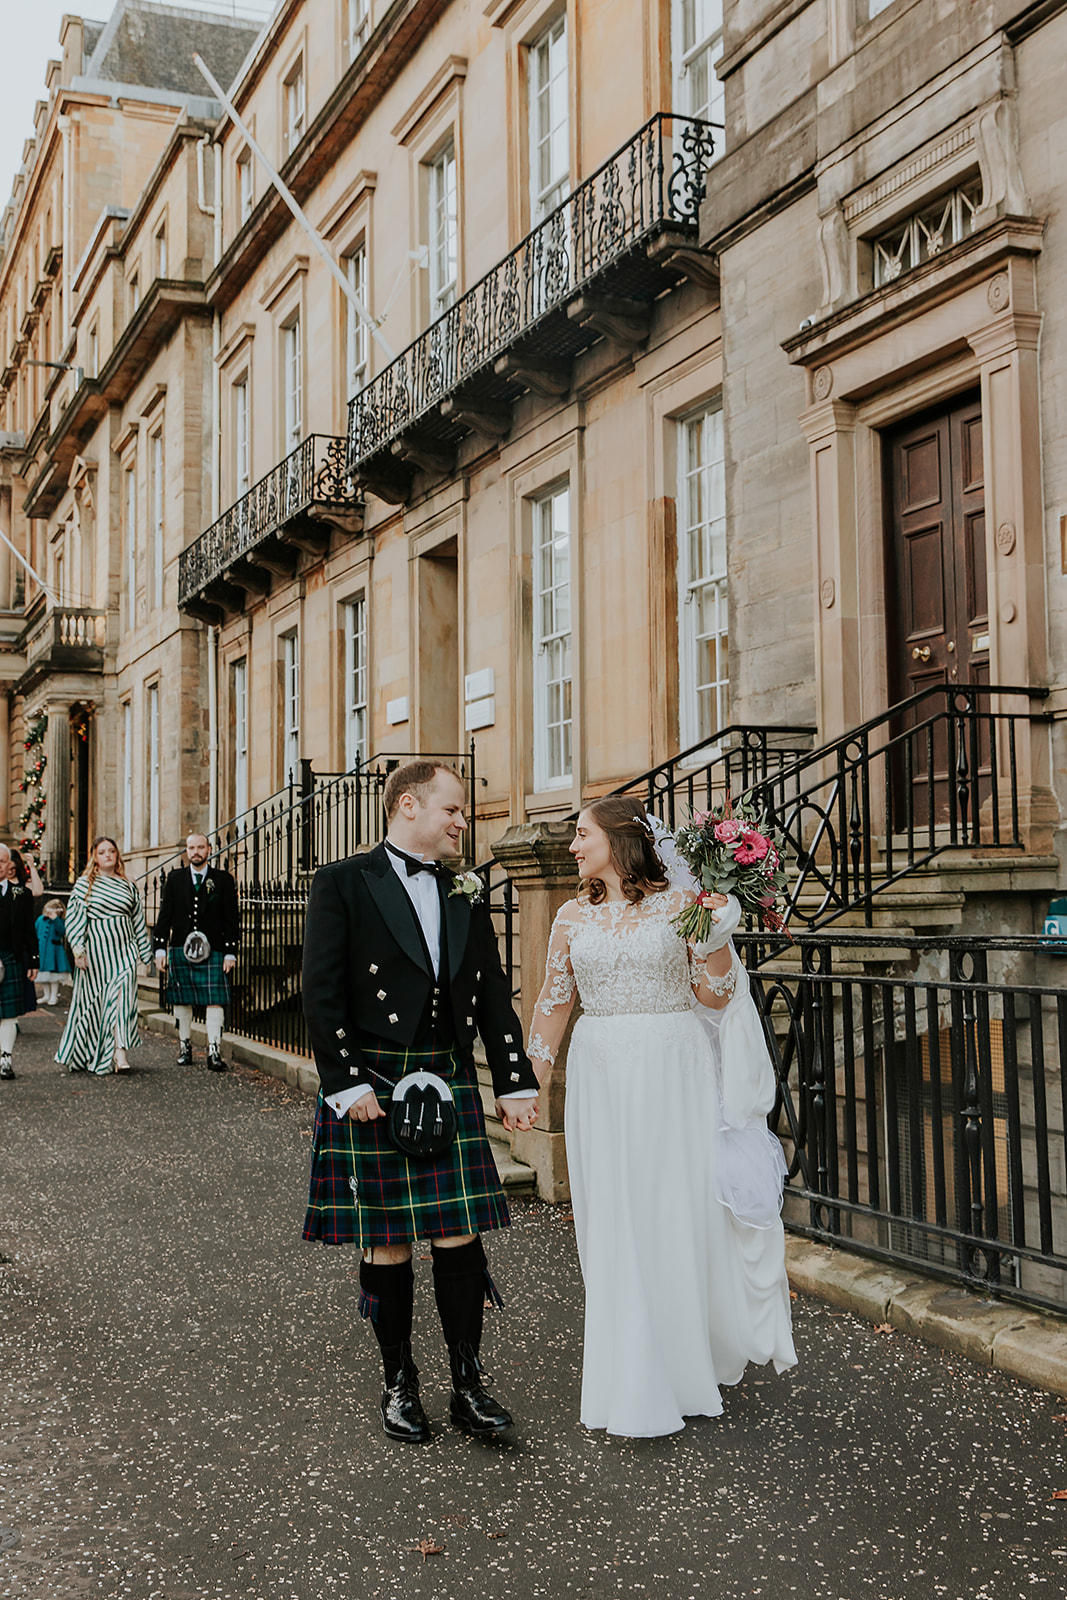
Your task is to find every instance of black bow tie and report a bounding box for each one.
[388,845,440,878]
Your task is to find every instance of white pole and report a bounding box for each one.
[192,53,396,362]
[0,524,59,607]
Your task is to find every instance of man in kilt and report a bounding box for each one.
[302,762,539,1443]
[154,834,239,1072]
[0,844,38,1080]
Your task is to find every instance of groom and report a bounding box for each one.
[301,761,539,1443]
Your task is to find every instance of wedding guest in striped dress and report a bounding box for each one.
[0,843,38,1080]
[55,838,152,1076]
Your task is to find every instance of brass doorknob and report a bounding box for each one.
[947,640,956,653]
[912,645,931,662]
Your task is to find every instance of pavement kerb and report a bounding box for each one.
[785,1235,1067,1398]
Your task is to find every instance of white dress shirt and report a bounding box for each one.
[326,841,535,1119]
[155,867,206,960]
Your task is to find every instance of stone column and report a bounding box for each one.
[797,393,861,746]
[43,703,72,887]
[492,820,579,1203]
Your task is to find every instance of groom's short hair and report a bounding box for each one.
[383,760,460,820]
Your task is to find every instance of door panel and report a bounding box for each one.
[884,391,988,824]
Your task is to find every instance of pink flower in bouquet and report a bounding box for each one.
[714,819,743,844]
[692,810,712,826]
[738,828,771,861]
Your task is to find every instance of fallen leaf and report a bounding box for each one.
[443,1514,468,1528]
[873,1323,894,1335]
[789,1291,798,1301]
[413,1538,445,1562]
[1052,1415,1067,1422]
[1051,1490,1067,1501]
[487,1531,507,1540]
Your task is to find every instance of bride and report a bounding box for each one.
[529,794,796,1437]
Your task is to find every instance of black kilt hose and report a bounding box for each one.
[0,948,29,1019]
[166,948,231,1008]
[303,1038,509,1248]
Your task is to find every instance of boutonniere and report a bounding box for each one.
[203,877,216,897]
[448,870,484,906]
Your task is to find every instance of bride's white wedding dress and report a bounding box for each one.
[530,888,797,1437]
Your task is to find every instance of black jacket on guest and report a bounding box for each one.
[154,865,240,956]
[301,843,538,1104]
[0,882,37,965]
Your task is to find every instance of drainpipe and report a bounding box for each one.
[196,133,223,833]
[58,115,73,343]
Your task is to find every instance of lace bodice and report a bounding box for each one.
[529,890,700,1065]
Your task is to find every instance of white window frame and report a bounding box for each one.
[529,15,569,222]
[677,403,729,748]
[233,657,249,819]
[147,683,160,848]
[532,484,572,791]
[673,0,725,130]
[283,317,302,455]
[344,596,368,770]
[150,429,164,610]
[427,142,458,319]
[124,462,137,622]
[235,377,250,497]
[282,630,300,782]
[345,246,368,400]
[348,0,371,56]
[285,62,306,156]
[237,149,254,225]
[122,700,133,853]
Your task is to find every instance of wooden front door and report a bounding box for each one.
[884,391,990,822]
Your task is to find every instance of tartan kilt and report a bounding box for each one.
[0,948,28,1019]
[166,948,231,1007]
[302,1039,510,1248]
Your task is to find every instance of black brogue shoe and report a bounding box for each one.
[206,1050,227,1072]
[448,1343,513,1436]
[176,1040,193,1066]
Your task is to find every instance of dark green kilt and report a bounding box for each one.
[0,948,28,1019]
[302,1039,509,1248]
[167,948,231,1008]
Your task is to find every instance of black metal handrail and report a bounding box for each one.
[601,723,817,826]
[178,433,358,604]
[742,684,1052,932]
[140,747,495,1054]
[746,929,1067,1314]
[346,112,720,474]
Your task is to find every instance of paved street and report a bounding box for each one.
[1,1009,1066,1600]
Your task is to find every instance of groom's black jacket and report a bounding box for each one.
[301,843,538,1103]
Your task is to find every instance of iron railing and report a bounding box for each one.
[178,434,358,606]
[603,723,817,826]
[346,113,720,476]
[137,748,519,1055]
[743,684,1051,932]
[748,930,1067,1313]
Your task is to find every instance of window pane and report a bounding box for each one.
[678,406,728,745]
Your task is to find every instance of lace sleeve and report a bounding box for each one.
[527,906,578,1070]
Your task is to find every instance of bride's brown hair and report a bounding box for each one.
[578,796,669,906]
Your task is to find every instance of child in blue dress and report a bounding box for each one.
[36,898,72,1005]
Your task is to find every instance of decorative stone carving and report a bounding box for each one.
[995,520,1016,555]
[974,98,1031,225]
[1000,600,1016,623]
[987,273,1010,314]
[817,205,850,314]
[812,366,834,402]
[820,577,836,608]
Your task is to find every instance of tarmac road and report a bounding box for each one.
[1,1008,1066,1600]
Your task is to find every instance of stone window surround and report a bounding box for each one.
[645,345,724,767]
[784,216,1049,837]
[395,64,465,336]
[491,0,577,244]
[319,168,377,414]
[505,422,584,820]
[332,562,374,771]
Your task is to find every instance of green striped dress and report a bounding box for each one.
[55,874,153,1075]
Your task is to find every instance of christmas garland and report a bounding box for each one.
[18,713,47,854]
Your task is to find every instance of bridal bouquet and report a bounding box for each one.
[670,794,791,944]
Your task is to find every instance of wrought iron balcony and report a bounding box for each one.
[347,112,720,501]
[178,434,363,621]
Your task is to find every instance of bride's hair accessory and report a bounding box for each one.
[644,812,698,894]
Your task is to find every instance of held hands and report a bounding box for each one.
[223,955,237,974]
[155,952,167,973]
[691,892,742,957]
[497,1095,538,1133]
